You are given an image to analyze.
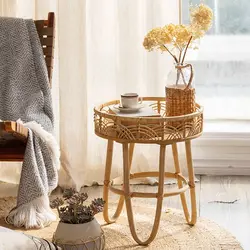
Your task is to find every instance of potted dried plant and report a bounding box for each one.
[143,3,213,117]
[51,188,105,250]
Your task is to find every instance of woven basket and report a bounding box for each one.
[165,86,196,117]
[165,63,196,127]
[166,83,196,128]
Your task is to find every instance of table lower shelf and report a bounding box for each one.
[107,171,190,199]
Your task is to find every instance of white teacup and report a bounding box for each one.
[120,93,142,108]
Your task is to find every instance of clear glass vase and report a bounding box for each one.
[166,63,194,89]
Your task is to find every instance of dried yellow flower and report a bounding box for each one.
[190,3,213,39]
[173,25,192,49]
[143,27,172,51]
[163,23,175,37]
[143,3,213,63]
[143,24,192,52]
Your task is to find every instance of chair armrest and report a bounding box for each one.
[0,121,28,139]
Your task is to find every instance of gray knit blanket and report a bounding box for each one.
[0,17,59,228]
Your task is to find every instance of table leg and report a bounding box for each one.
[123,143,166,245]
[172,143,190,223]
[184,140,197,225]
[128,143,135,171]
[103,140,135,224]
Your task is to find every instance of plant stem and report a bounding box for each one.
[176,70,180,86]
[179,49,182,64]
[181,36,192,64]
[180,70,188,86]
[162,45,178,63]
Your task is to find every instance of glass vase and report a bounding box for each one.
[166,63,194,89]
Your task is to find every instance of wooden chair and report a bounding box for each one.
[0,12,55,162]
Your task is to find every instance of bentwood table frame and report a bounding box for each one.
[94,97,203,245]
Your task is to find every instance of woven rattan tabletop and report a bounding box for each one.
[94,97,203,144]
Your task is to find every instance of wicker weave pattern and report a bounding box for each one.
[53,231,105,250]
[166,86,196,117]
[94,97,203,144]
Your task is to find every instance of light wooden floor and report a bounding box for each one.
[1,175,249,249]
[81,175,250,250]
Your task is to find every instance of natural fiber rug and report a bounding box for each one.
[0,197,242,250]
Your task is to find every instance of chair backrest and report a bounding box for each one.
[34,12,55,85]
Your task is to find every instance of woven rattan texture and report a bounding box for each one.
[166,87,196,116]
[94,97,203,144]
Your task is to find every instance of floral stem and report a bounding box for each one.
[181,36,192,64]
[162,45,178,63]
[176,70,180,86]
[180,70,187,86]
[179,49,182,64]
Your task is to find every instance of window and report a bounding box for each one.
[182,0,250,120]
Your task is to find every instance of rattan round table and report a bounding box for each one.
[94,97,203,246]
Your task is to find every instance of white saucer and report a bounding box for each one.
[113,104,144,113]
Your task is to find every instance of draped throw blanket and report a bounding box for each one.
[0,17,60,229]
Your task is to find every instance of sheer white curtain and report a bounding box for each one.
[0,0,187,189]
[59,0,187,188]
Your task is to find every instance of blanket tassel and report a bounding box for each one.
[5,195,56,229]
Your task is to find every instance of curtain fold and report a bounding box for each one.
[0,0,187,189]
[58,0,88,189]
